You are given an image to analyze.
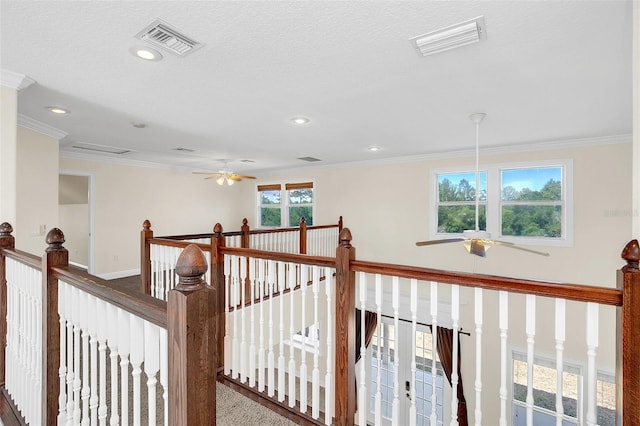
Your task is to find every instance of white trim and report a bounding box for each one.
[95,268,141,280]
[430,158,574,248]
[18,114,68,140]
[0,69,35,90]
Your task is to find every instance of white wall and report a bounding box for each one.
[59,203,89,266]
[15,126,59,255]
[60,156,252,277]
[0,86,18,226]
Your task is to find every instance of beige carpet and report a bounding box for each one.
[217,384,297,426]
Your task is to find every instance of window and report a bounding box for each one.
[432,160,572,246]
[257,182,314,228]
[511,351,615,426]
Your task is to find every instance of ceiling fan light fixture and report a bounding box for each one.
[216,176,225,185]
[410,16,486,57]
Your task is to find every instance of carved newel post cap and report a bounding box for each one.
[45,228,65,251]
[339,228,352,248]
[300,217,306,225]
[143,219,151,230]
[621,239,640,272]
[0,222,13,236]
[175,244,208,290]
[213,223,223,235]
[242,218,248,226]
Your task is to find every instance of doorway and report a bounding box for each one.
[58,172,93,272]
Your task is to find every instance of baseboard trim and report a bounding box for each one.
[95,268,140,280]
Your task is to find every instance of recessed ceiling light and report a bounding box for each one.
[130,46,163,61]
[368,146,382,152]
[46,107,70,115]
[290,117,310,125]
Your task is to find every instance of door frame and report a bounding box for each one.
[59,169,95,274]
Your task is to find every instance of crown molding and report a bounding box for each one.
[256,133,633,176]
[0,70,36,91]
[59,149,189,171]
[18,114,68,140]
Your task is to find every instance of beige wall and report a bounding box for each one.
[60,157,252,277]
[0,86,18,226]
[15,126,59,255]
[59,203,89,266]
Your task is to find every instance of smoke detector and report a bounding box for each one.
[135,19,203,57]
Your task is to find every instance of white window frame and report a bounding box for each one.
[429,159,573,247]
[256,181,315,228]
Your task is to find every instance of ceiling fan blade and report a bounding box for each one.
[468,239,487,257]
[490,240,550,256]
[228,174,256,181]
[416,238,465,246]
[192,171,218,175]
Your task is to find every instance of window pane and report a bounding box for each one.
[438,205,486,233]
[261,207,281,227]
[501,167,562,201]
[288,188,313,204]
[261,190,281,205]
[289,206,313,226]
[502,205,561,237]
[438,172,486,202]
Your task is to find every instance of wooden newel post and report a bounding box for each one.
[241,218,250,249]
[211,223,226,372]
[168,244,216,425]
[334,228,356,426]
[42,228,68,425]
[616,239,640,426]
[299,217,307,254]
[141,220,153,295]
[0,222,15,387]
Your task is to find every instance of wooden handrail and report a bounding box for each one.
[351,259,622,306]
[2,247,42,270]
[220,246,336,267]
[148,237,211,252]
[54,266,167,328]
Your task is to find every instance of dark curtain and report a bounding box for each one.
[436,326,468,426]
[354,309,377,411]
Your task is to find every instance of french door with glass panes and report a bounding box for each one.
[365,317,451,426]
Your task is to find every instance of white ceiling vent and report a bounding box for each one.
[135,19,202,57]
[68,142,132,155]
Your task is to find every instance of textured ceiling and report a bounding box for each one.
[0,1,633,176]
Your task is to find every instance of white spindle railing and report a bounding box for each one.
[250,230,299,254]
[149,243,210,300]
[307,227,339,257]
[224,256,335,421]
[5,258,43,426]
[57,280,168,425]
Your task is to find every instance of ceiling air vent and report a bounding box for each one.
[135,19,202,57]
[297,157,322,162]
[173,147,194,153]
[69,142,132,155]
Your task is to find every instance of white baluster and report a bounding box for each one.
[159,328,169,426]
[392,276,400,426]
[88,293,99,425]
[474,288,483,426]
[144,321,160,426]
[249,257,257,388]
[311,265,320,418]
[288,262,297,408]
[80,289,90,426]
[409,279,417,426]
[224,253,231,375]
[450,285,460,426]
[71,287,82,426]
[96,299,108,426]
[430,282,439,426]
[278,261,286,402]
[130,315,144,426]
[258,258,266,391]
[555,299,566,426]
[231,255,240,379]
[268,260,277,397]
[118,308,131,426]
[375,274,383,425]
[325,267,335,425]
[525,295,536,426]
[66,283,75,426]
[499,291,509,426]
[586,303,599,426]
[358,272,368,426]
[240,256,248,384]
[106,303,119,426]
[58,281,68,423]
[299,265,308,412]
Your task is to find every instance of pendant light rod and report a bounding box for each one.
[469,113,486,232]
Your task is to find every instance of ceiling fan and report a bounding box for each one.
[193,161,256,186]
[415,113,549,257]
